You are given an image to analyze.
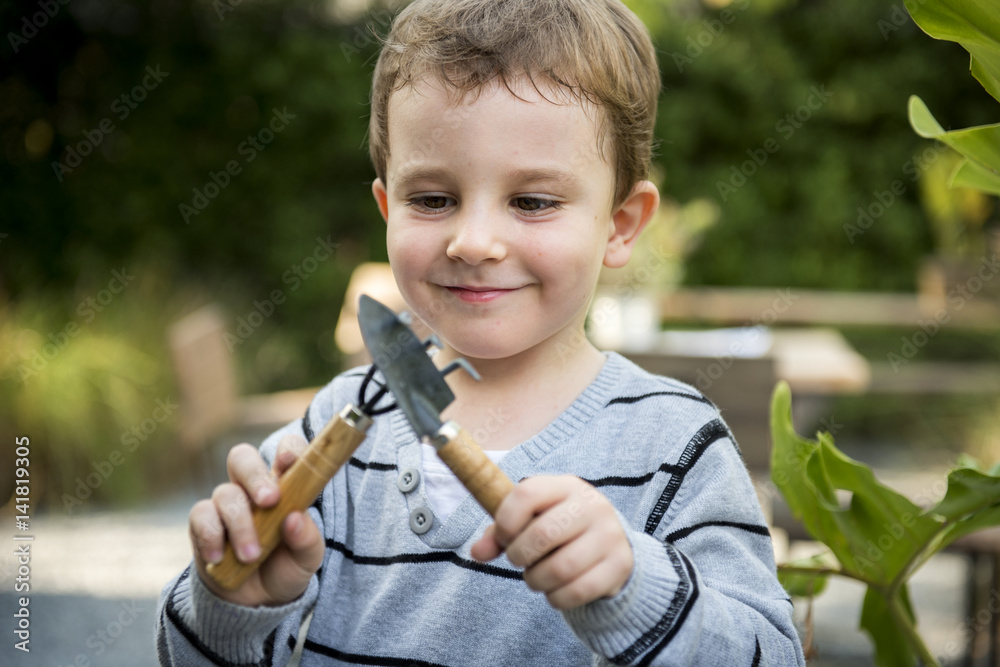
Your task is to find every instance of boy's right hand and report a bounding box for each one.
[188,434,325,607]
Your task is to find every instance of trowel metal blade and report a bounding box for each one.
[357,294,453,439]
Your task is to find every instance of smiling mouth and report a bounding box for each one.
[444,285,520,303]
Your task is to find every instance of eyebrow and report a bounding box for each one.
[501,167,581,189]
[389,165,583,193]
[391,166,453,191]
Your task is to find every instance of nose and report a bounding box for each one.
[445,206,507,265]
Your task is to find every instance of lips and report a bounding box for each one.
[444,284,520,304]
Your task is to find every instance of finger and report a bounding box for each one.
[212,483,260,563]
[470,524,504,562]
[492,477,575,550]
[273,433,310,477]
[544,556,634,610]
[282,511,325,572]
[505,498,589,569]
[522,530,604,593]
[257,512,324,598]
[189,499,226,565]
[227,444,278,506]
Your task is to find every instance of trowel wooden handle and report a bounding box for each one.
[435,421,515,517]
[206,404,372,590]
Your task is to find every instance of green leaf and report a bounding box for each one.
[905,0,1000,102]
[770,381,1000,666]
[950,156,1000,195]
[908,95,1000,177]
[927,467,1000,550]
[770,382,940,585]
[904,0,1000,198]
[932,467,1000,519]
[860,586,918,667]
[776,553,832,598]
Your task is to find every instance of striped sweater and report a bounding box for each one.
[156,352,805,666]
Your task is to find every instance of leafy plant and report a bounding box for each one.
[906,0,1000,196]
[0,266,179,511]
[771,381,1000,666]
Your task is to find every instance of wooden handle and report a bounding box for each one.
[434,421,515,517]
[206,405,372,590]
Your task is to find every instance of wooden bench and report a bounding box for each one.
[167,305,319,486]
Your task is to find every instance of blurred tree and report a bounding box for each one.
[1,0,997,398]
[641,0,998,290]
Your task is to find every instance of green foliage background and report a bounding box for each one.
[1,0,998,507]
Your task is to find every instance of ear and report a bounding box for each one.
[604,180,659,269]
[372,178,389,223]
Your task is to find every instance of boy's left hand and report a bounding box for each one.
[470,475,634,610]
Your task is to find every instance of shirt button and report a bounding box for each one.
[409,507,433,534]
[397,467,420,493]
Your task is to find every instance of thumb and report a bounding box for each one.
[470,524,505,562]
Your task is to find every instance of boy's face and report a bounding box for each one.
[372,77,640,363]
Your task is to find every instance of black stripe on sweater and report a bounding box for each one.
[584,462,683,488]
[325,538,523,581]
[606,390,711,408]
[665,520,771,544]
[302,403,316,442]
[644,419,729,535]
[303,640,453,666]
[263,629,277,667]
[348,458,398,472]
[163,568,267,667]
[751,637,762,666]
[609,543,692,665]
[636,550,702,666]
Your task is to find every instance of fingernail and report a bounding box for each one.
[255,486,272,504]
[240,543,261,562]
[208,550,223,564]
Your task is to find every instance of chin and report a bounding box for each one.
[440,336,515,362]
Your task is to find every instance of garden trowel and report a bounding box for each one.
[358,294,515,516]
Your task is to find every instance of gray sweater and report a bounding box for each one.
[156,352,805,666]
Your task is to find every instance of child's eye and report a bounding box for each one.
[512,197,561,215]
[406,195,455,213]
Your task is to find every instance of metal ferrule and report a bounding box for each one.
[426,420,459,449]
[340,403,374,432]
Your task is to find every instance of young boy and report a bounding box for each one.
[157,0,805,664]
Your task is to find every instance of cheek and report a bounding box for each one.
[387,222,440,276]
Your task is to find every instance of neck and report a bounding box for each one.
[435,325,606,449]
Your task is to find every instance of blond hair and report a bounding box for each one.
[368,0,660,207]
